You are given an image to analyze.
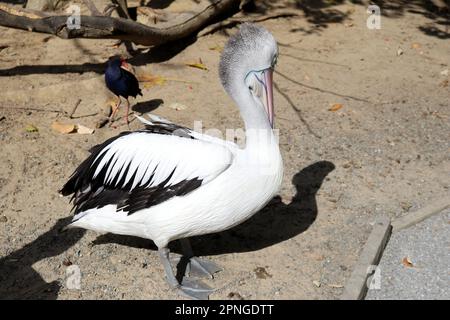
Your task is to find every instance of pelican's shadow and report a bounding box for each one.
[0,218,86,300]
[93,161,335,255]
[191,160,335,255]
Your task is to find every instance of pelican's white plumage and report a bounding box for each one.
[61,23,283,299]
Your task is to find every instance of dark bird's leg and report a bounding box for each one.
[180,238,222,279]
[124,98,131,129]
[158,247,214,300]
[109,96,121,126]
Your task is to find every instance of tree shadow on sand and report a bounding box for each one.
[0,34,197,77]
[0,217,85,300]
[257,0,449,39]
[93,161,336,256]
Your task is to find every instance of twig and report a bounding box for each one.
[0,105,64,114]
[70,112,98,119]
[82,0,102,16]
[280,53,351,69]
[275,70,371,103]
[273,82,322,139]
[69,99,82,119]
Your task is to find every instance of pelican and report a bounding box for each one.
[61,23,283,299]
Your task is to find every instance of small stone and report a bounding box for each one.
[401,201,412,211]
[63,257,72,266]
[254,266,272,279]
[227,292,244,300]
[0,216,7,223]
[168,102,188,111]
[342,162,352,169]
[313,280,321,288]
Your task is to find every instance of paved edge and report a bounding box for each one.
[391,198,450,232]
[340,215,392,300]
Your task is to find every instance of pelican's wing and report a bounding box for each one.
[135,114,240,151]
[61,128,234,216]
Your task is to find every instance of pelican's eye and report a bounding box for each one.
[246,71,265,97]
[272,55,278,68]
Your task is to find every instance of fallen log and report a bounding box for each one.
[0,0,242,46]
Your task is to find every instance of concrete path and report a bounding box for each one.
[366,209,450,300]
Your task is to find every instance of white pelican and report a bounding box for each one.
[61,23,283,299]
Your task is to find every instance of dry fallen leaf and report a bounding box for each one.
[76,124,95,135]
[411,42,421,49]
[439,79,449,88]
[139,74,167,88]
[312,280,321,288]
[185,60,208,71]
[329,103,344,112]
[25,124,39,133]
[107,42,121,49]
[51,121,76,134]
[402,257,414,268]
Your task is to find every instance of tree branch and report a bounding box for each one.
[0,0,242,46]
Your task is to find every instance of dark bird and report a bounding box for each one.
[105,56,142,127]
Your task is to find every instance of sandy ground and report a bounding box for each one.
[0,1,449,299]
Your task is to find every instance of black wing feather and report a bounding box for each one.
[61,125,201,216]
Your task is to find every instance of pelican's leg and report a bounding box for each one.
[180,238,222,279]
[158,247,214,300]
[109,96,121,125]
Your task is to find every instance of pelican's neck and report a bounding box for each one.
[231,86,277,152]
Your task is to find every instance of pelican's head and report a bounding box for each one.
[219,23,278,128]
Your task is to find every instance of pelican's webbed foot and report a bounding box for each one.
[177,278,214,300]
[159,247,215,300]
[186,257,222,279]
